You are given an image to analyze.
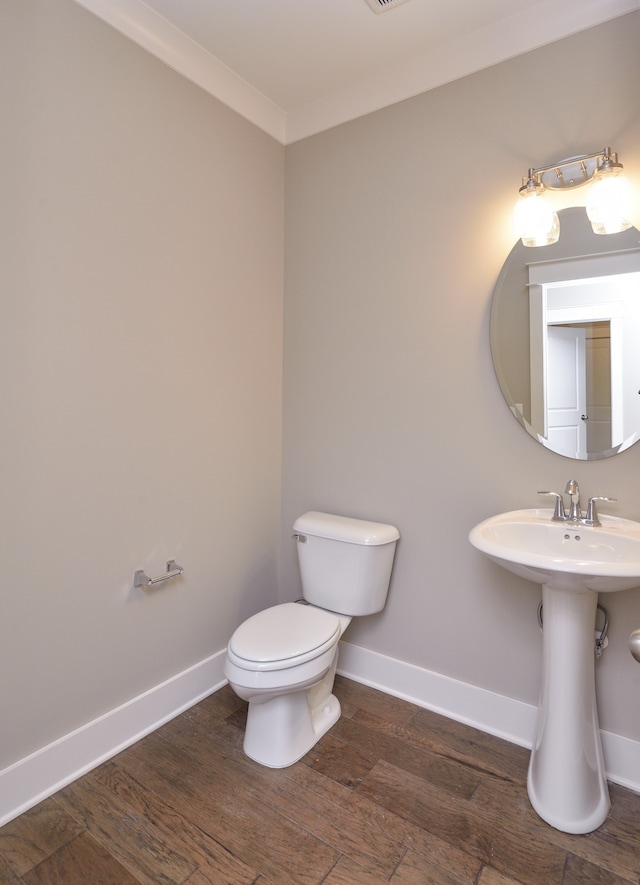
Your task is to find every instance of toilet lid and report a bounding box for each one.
[229,602,340,665]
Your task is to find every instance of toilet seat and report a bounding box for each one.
[227,602,341,672]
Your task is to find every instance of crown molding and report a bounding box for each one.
[73,0,638,145]
[72,0,287,142]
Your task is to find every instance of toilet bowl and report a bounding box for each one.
[225,602,350,767]
[224,511,399,768]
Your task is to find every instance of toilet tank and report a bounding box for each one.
[293,511,399,616]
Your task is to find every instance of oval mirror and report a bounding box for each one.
[491,207,640,460]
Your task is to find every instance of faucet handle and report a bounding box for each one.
[584,496,617,527]
[538,491,566,522]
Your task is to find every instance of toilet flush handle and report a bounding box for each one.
[292,533,307,543]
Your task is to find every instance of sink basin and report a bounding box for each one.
[469,508,640,593]
[469,506,640,834]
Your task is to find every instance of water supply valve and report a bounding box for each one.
[538,601,609,656]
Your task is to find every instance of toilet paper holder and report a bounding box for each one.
[133,559,184,589]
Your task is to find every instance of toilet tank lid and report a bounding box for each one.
[293,511,400,546]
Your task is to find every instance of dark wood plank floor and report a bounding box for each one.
[1,675,639,884]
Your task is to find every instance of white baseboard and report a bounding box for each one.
[337,640,640,795]
[2,641,637,829]
[0,650,227,828]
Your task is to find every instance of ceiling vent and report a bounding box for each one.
[364,0,412,13]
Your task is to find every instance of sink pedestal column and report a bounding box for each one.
[527,582,609,834]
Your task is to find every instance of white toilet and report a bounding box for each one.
[224,511,399,768]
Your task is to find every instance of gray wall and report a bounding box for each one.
[0,1,284,769]
[283,13,640,741]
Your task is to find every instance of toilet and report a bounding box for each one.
[224,511,399,768]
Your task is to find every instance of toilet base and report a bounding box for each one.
[244,689,341,768]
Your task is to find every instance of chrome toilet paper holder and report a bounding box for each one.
[133,559,184,589]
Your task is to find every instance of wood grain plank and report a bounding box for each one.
[333,675,419,725]
[476,865,527,885]
[158,697,247,755]
[285,754,482,884]
[56,774,197,885]
[254,767,404,880]
[93,761,261,885]
[161,720,406,881]
[182,867,268,885]
[115,732,338,885]
[0,853,23,884]
[590,789,640,882]
[401,707,530,783]
[156,687,244,744]
[562,852,638,885]
[390,847,474,885]
[0,798,84,877]
[196,684,246,720]
[357,759,566,885]
[320,853,389,884]
[303,732,377,789]
[21,832,141,885]
[331,715,481,799]
[471,771,640,883]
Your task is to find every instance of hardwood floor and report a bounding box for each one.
[1,675,639,884]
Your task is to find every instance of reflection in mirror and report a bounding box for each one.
[491,208,640,460]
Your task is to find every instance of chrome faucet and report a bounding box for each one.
[565,479,581,522]
[538,480,617,527]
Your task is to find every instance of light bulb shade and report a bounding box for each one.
[514,189,559,247]
[586,167,633,235]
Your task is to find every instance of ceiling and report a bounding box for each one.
[74,0,638,144]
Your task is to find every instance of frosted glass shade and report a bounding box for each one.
[586,167,633,235]
[514,190,560,247]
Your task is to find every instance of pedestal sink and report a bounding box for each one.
[469,508,640,834]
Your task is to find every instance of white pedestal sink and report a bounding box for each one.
[469,508,640,834]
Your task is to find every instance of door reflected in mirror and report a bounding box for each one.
[544,320,611,456]
[491,207,640,460]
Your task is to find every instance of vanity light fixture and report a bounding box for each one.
[514,147,633,246]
